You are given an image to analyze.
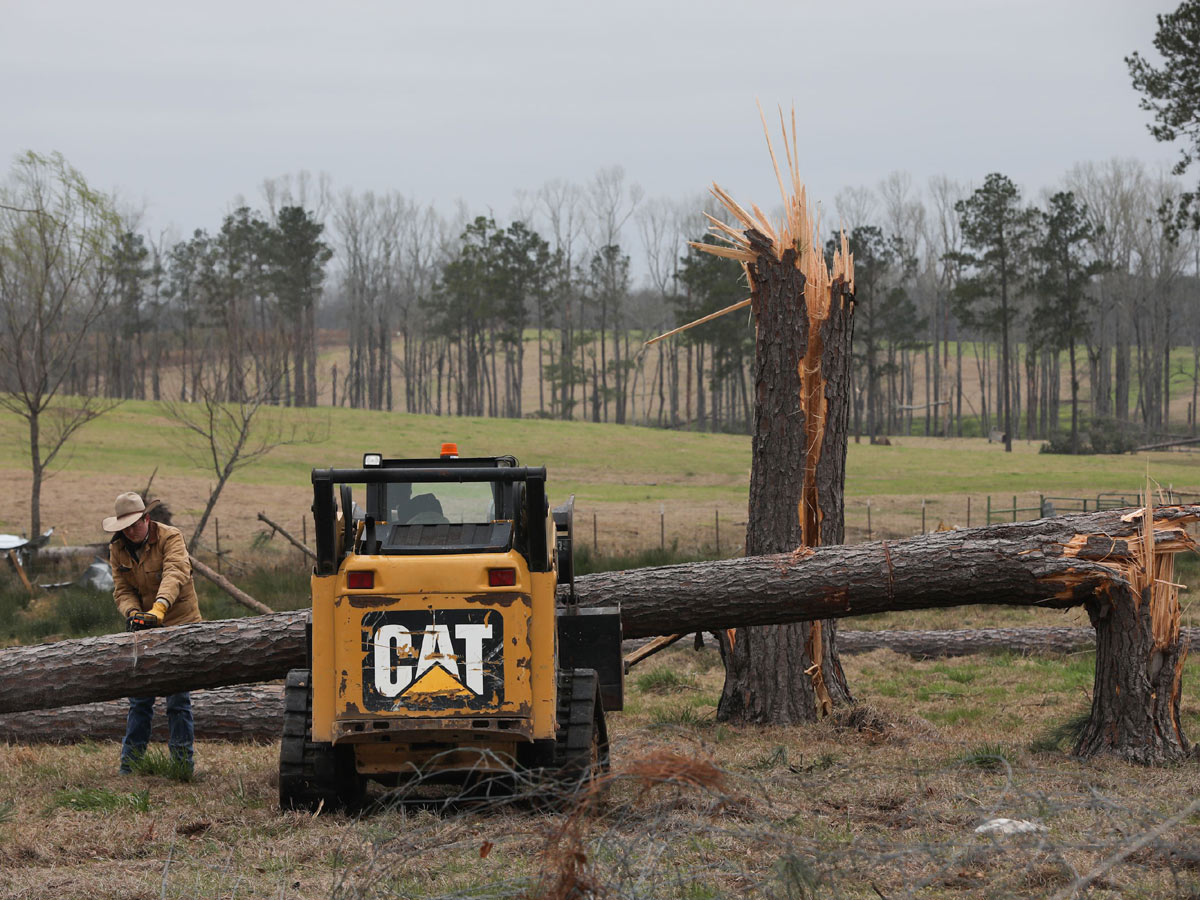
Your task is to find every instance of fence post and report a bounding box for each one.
[593,511,598,553]
[986,495,991,526]
[660,503,664,551]
[1012,495,1017,523]
[967,496,971,528]
[921,498,926,534]
[867,500,872,542]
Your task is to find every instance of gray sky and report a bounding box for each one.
[0,0,1180,251]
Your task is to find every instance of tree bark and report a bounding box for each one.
[0,684,283,744]
[717,229,854,725]
[834,626,1199,658]
[0,612,307,715]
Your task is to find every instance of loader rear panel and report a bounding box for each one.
[310,553,557,746]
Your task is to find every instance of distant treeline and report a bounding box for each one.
[3,155,1198,446]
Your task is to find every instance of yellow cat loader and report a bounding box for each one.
[279,446,623,811]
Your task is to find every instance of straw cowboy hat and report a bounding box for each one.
[101,492,162,532]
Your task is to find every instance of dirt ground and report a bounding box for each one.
[0,467,749,560]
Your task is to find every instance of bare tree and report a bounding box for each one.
[0,151,122,540]
[1066,159,1149,424]
[162,360,327,553]
[537,178,587,419]
[637,195,692,425]
[585,167,643,423]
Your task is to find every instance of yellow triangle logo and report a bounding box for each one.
[402,662,473,698]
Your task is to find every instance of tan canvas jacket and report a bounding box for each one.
[109,521,202,626]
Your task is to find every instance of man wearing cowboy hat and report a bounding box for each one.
[103,491,202,775]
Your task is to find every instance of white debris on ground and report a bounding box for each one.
[975,818,1049,835]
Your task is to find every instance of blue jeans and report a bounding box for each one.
[120,693,194,771]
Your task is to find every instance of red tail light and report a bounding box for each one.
[488,568,516,587]
[346,571,374,590]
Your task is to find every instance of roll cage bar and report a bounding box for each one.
[311,464,548,577]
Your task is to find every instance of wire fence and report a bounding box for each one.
[577,490,1200,559]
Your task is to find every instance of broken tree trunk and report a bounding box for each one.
[1,506,1193,761]
[690,111,858,726]
[1075,504,1191,763]
[0,684,284,744]
[715,228,855,724]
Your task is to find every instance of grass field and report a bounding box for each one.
[5,398,1200,556]
[4,400,1200,898]
[1,645,1197,899]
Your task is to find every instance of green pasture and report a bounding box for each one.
[4,399,1200,508]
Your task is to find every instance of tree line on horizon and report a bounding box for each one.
[5,154,1199,445]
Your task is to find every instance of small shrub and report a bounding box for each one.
[747,745,789,771]
[1029,710,1091,754]
[56,587,123,635]
[955,743,1016,771]
[1040,433,1089,455]
[1040,418,1140,455]
[51,787,150,813]
[650,703,713,728]
[128,747,194,781]
[773,853,823,900]
[635,665,694,694]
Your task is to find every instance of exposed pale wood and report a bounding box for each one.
[623,633,685,670]
[644,298,752,346]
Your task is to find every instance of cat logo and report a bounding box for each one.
[360,609,504,711]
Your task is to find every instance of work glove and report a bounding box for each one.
[127,599,169,631]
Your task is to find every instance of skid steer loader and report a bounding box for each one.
[279,445,623,811]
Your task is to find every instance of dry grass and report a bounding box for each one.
[2,646,1198,899]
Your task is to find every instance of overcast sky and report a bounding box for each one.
[0,0,1181,254]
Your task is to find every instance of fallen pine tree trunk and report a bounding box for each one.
[0,612,308,716]
[0,506,1193,762]
[8,625,1200,745]
[834,625,1200,658]
[0,684,284,744]
[0,506,1190,714]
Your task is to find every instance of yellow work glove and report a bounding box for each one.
[149,598,169,623]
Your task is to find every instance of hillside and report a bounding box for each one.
[5,400,1200,557]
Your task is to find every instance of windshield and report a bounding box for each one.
[383,481,499,526]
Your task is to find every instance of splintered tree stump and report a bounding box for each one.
[716,231,854,724]
[686,119,858,727]
[1077,582,1190,763]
